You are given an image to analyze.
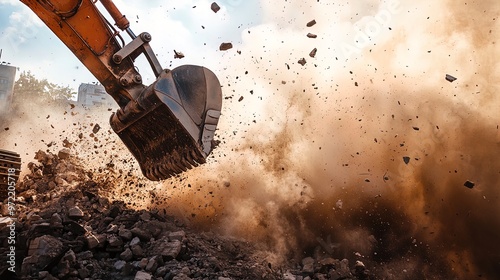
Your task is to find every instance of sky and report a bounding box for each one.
[0,0,261,91]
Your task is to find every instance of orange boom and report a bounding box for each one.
[18,0,222,180]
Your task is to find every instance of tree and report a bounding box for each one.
[13,71,75,103]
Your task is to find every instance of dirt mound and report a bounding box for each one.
[0,151,372,280]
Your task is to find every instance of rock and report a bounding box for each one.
[445,74,457,82]
[76,250,93,260]
[403,156,410,165]
[50,213,63,228]
[156,266,168,277]
[131,244,145,258]
[211,2,220,13]
[132,227,152,241]
[309,48,317,58]
[464,180,475,189]
[130,236,141,246]
[78,267,90,278]
[21,235,64,276]
[174,50,185,59]
[145,256,158,272]
[119,228,133,240]
[114,260,126,270]
[140,211,151,221]
[135,270,153,280]
[302,257,315,275]
[107,234,123,247]
[68,206,84,219]
[168,230,186,241]
[355,260,366,272]
[86,234,100,249]
[319,257,337,271]
[219,42,233,51]
[120,248,134,261]
[306,19,317,27]
[282,271,296,280]
[58,148,71,160]
[92,123,101,134]
[138,258,149,269]
[298,58,307,66]
[307,33,317,38]
[150,238,182,260]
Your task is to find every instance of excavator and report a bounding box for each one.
[0,0,223,188]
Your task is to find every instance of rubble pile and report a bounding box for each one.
[0,151,376,280]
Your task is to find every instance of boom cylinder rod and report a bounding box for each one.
[99,0,130,31]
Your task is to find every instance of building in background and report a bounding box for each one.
[77,83,115,108]
[0,64,17,113]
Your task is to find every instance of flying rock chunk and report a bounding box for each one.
[298,58,307,66]
[219,42,233,51]
[464,180,475,189]
[403,156,411,165]
[211,2,220,13]
[309,48,317,58]
[92,123,101,134]
[445,74,457,82]
[307,33,317,38]
[174,50,185,59]
[307,19,317,27]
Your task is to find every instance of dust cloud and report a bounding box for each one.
[152,0,500,279]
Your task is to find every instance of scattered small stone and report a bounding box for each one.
[307,33,317,38]
[120,248,134,261]
[68,206,84,219]
[298,58,307,66]
[132,227,152,241]
[114,260,126,270]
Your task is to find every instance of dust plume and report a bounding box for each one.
[150,0,500,278]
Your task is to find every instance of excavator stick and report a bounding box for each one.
[0,149,21,201]
[111,65,222,180]
[21,0,223,180]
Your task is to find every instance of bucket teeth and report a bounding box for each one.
[181,158,192,170]
[185,151,197,166]
[147,169,159,181]
[158,165,171,178]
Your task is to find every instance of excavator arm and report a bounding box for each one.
[18,0,223,180]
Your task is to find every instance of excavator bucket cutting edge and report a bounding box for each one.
[110,65,222,181]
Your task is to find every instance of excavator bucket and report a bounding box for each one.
[0,149,21,201]
[110,65,222,181]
